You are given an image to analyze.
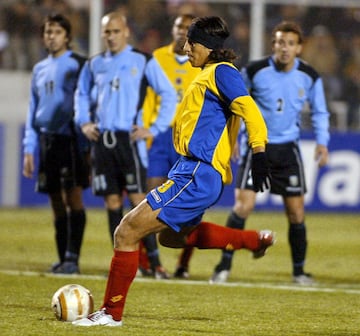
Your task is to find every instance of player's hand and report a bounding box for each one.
[315,144,328,167]
[251,152,270,192]
[81,123,100,141]
[130,125,153,142]
[23,153,35,178]
[231,141,240,162]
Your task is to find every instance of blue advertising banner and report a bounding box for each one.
[216,132,360,212]
[6,127,360,212]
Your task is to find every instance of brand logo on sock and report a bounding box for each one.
[225,243,234,251]
[110,295,123,303]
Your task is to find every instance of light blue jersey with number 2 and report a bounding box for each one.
[242,56,330,146]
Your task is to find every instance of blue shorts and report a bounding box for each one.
[146,156,223,232]
[147,128,180,178]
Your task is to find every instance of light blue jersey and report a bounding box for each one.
[74,45,176,168]
[75,45,176,137]
[23,50,86,154]
[242,56,330,146]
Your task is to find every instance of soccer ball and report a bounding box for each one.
[51,284,94,322]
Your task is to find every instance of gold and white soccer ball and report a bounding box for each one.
[51,284,94,322]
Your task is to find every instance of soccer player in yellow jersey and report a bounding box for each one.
[73,16,274,327]
[140,14,200,279]
[144,14,201,190]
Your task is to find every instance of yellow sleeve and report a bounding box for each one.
[230,95,268,149]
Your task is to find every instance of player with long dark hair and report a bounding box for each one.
[73,16,273,327]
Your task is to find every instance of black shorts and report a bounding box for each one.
[235,142,306,196]
[91,130,147,196]
[37,133,90,194]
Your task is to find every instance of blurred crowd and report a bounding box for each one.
[0,0,359,131]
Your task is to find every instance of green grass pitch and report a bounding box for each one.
[0,207,359,335]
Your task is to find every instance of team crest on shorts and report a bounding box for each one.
[126,173,135,185]
[289,175,299,187]
[38,173,47,188]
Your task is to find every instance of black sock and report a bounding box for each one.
[215,251,235,272]
[107,208,123,242]
[54,216,68,262]
[288,222,307,276]
[226,211,246,230]
[142,233,161,269]
[216,212,246,271]
[65,209,86,263]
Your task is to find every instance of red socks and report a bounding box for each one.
[101,222,260,321]
[138,240,150,271]
[185,221,260,251]
[177,246,195,269]
[102,250,139,321]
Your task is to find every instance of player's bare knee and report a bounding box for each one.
[233,201,254,218]
[287,211,304,224]
[113,217,139,247]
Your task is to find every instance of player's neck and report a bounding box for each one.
[173,42,186,56]
[51,48,69,58]
[274,59,295,72]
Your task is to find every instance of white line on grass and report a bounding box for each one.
[1,269,360,295]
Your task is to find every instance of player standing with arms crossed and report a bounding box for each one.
[23,14,89,274]
[73,16,274,327]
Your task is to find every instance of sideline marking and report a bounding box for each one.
[1,269,360,295]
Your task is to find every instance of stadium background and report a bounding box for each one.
[0,0,359,212]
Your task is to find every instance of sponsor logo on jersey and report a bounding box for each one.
[131,67,138,77]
